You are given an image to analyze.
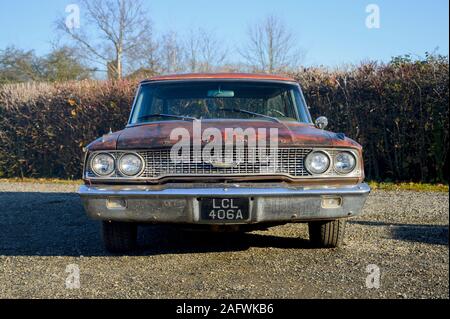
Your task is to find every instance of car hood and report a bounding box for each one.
[97,120,362,150]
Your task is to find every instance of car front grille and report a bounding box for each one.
[86,147,313,180]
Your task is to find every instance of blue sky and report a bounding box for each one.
[0,0,448,67]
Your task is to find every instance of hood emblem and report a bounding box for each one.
[209,160,240,168]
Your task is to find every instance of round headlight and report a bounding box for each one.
[334,152,356,174]
[305,151,330,174]
[118,153,143,176]
[91,153,115,176]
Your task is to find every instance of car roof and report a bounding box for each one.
[141,73,297,83]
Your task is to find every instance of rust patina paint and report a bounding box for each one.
[87,131,121,151]
[87,121,362,151]
[85,122,364,184]
[144,73,297,83]
[114,121,360,150]
[84,74,365,184]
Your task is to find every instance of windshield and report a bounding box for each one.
[129,81,312,125]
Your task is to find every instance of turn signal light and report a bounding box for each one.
[321,197,342,209]
[106,199,127,210]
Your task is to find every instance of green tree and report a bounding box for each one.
[0,46,44,83]
[43,46,93,82]
[0,46,92,84]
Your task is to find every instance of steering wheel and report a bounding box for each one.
[270,109,285,117]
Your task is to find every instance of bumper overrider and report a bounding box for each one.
[78,183,371,224]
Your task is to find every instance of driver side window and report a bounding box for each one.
[267,93,286,117]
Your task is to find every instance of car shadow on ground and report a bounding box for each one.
[349,220,449,246]
[138,225,313,256]
[3,192,446,257]
[0,192,312,257]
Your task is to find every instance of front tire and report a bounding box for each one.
[102,221,137,253]
[308,219,346,248]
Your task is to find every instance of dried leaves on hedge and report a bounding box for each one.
[0,56,448,182]
[0,80,136,179]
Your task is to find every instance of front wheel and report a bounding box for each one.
[102,221,137,253]
[308,219,346,248]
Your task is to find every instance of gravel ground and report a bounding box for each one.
[0,182,448,299]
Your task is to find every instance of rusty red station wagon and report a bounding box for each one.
[79,73,371,253]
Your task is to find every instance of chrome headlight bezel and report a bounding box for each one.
[334,151,357,175]
[305,151,331,175]
[90,153,116,177]
[117,152,145,177]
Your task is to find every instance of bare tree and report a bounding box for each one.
[185,29,200,73]
[185,28,228,73]
[157,31,187,74]
[216,62,251,73]
[239,15,304,73]
[57,0,155,80]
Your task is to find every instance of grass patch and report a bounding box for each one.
[0,178,82,185]
[368,181,449,192]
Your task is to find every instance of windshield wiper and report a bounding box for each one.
[220,108,281,123]
[138,113,198,122]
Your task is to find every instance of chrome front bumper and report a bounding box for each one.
[78,183,371,224]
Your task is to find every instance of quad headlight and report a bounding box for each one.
[90,152,143,177]
[305,150,358,176]
[91,153,115,176]
[305,151,331,174]
[334,151,357,174]
[118,153,143,176]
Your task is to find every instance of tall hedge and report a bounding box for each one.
[296,55,449,182]
[0,80,136,179]
[0,56,448,182]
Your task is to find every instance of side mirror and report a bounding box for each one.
[315,116,328,130]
